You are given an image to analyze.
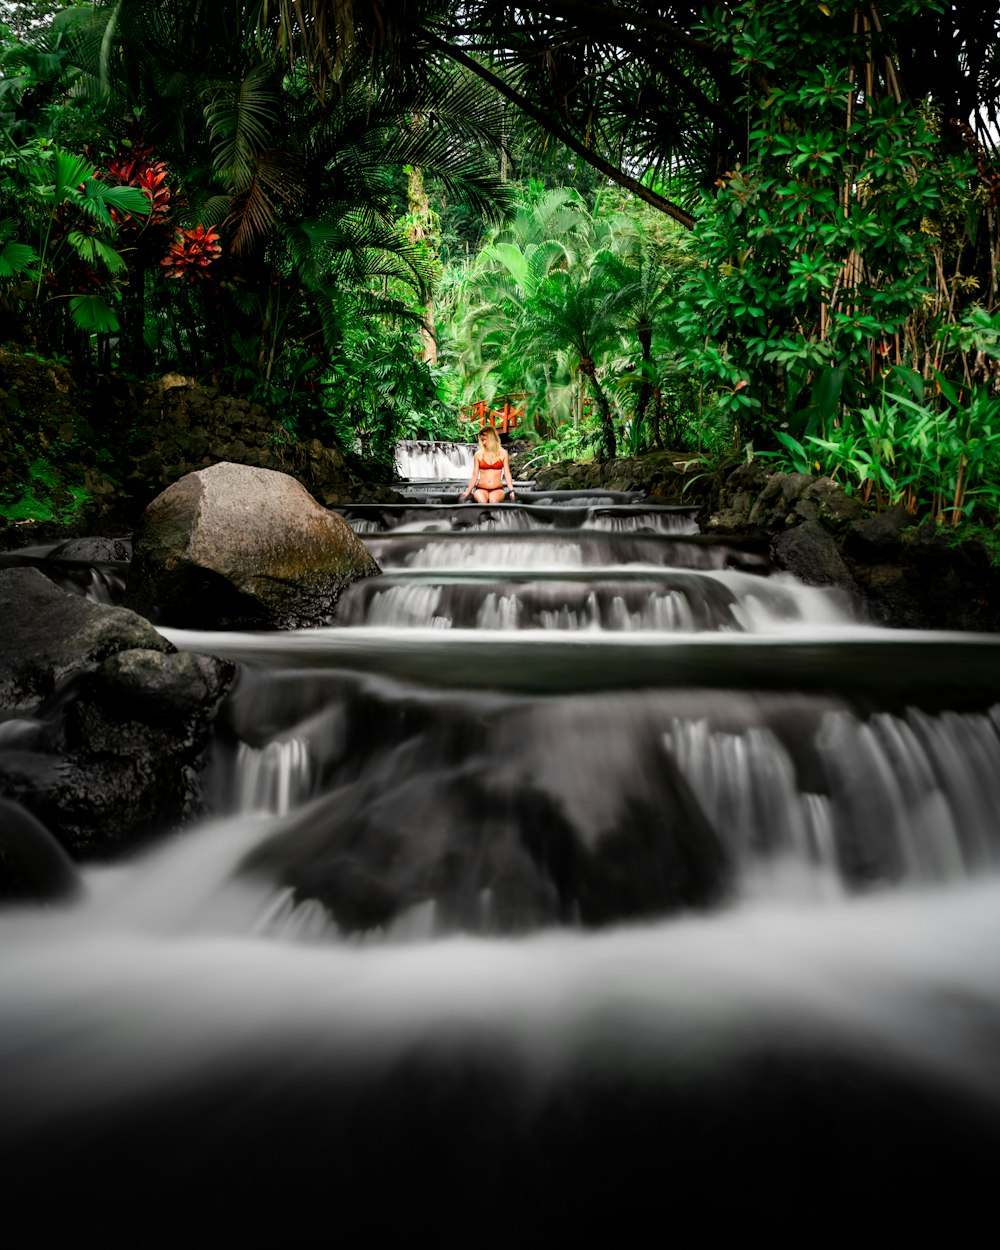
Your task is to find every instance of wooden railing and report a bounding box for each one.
[460,395,527,434]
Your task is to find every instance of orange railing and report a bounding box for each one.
[459,395,527,434]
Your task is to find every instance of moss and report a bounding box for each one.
[946,521,1000,567]
[1,471,91,524]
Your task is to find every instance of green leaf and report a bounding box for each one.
[67,232,126,273]
[884,366,924,406]
[68,294,120,333]
[98,185,152,216]
[0,239,37,279]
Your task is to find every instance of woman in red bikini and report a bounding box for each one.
[460,426,516,503]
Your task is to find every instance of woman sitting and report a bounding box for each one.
[460,427,516,503]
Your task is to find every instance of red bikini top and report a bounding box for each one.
[479,459,503,470]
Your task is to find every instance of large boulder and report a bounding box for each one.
[237,701,727,936]
[0,567,233,864]
[125,462,380,629]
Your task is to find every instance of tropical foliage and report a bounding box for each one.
[443,186,695,459]
[1,0,999,532]
[0,0,510,453]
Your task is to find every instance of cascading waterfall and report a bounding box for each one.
[235,737,313,815]
[3,484,1000,1238]
[394,438,475,479]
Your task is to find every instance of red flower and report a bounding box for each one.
[102,147,174,226]
[160,225,223,280]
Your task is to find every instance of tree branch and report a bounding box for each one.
[420,31,696,229]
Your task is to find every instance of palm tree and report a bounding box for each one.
[606,237,690,448]
[514,262,623,460]
[60,0,511,402]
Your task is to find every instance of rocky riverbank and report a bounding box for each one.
[525,452,1000,632]
[0,347,402,544]
[0,567,233,897]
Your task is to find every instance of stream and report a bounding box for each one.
[3,441,1000,1241]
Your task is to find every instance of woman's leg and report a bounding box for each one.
[473,488,491,502]
[486,489,506,502]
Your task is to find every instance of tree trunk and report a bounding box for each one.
[581,357,615,460]
[636,325,659,448]
[406,163,438,365]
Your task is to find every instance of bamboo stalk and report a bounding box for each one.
[844,12,857,219]
[951,454,966,525]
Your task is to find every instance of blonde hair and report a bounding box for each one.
[478,427,501,458]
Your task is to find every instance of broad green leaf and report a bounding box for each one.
[98,185,152,216]
[35,149,95,205]
[0,239,37,278]
[69,294,120,333]
[67,232,126,273]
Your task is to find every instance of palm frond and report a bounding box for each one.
[204,61,282,191]
[68,293,120,333]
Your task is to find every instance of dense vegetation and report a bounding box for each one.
[1,0,999,537]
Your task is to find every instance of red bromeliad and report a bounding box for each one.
[105,155,172,226]
[160,224,223,280]
[97,137,175,230]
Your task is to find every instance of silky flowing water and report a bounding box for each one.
[3,445,1000,1239]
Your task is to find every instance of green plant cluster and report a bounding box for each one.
[439,184,700,462]
[1,444,91,524]
[0,2,510,462]
[2,0,999,535]
[767,360,1000,526]
[672,0,1000,533]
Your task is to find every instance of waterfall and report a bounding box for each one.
[235,737,313,814]
[4,473,1000,1240]
[394,439,475,479]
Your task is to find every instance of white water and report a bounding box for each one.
[5,480,1000,1231]
[395,439,474,479]
[339,569,853,631]
[404,538,588,569]
[4,846,1000,1132]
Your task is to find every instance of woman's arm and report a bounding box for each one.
[461,453,480,498]
[502,450,516,499]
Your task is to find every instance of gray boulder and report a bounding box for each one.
[125,461,380,630]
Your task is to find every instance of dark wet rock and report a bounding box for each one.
[0,795,82,903]
[843,507,912,561]
[48,536,132,563]
[706,462,770,532]
[0,567,234,857]
[91,649,233,726]
[772,520,856,591]
[704,465,1000,629]
[125,461,381,630]
[708,466,865,535]
[240,712,728,936]
[849,529,1000,631]
[0,567,169,709]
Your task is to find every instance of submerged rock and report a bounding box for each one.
[0,795,81,903]
[771,520,857,591]
[238,698,728,936]
[125,461,381,630]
